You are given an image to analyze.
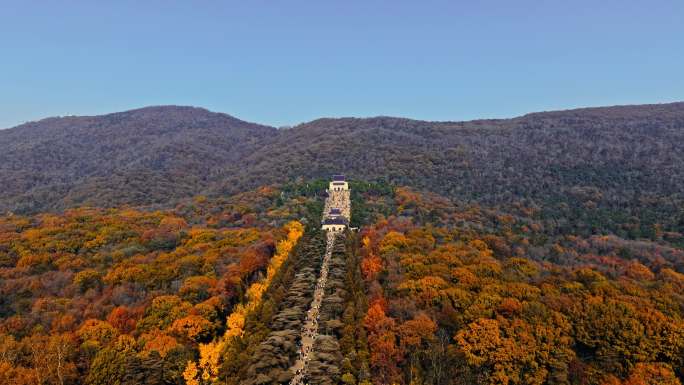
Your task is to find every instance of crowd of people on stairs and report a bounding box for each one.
[290,185,350,385]
[290,232,335,384]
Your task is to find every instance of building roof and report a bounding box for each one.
[323,217,348,225]
[332,174,346,181]
[332,182,346,185]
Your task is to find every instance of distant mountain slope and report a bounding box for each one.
[2,102,684,239]
[0,106,275,212]
[221,103,684,239]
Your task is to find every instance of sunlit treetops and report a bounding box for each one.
[357,188,684,385]
[0,187,312,385]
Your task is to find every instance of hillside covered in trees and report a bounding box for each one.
[1,180,683,384]
[0,185,315,384]
[1,103,683,246]
[1,102,683,384]
[356,186,684,385]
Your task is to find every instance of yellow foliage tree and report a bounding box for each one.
[198,342,222,381]
[225,306,247,338]
[182,361,200,385]
[186,221,303,384]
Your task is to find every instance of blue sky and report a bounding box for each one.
[1,0,683,128]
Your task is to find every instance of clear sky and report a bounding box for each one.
[1,1,683,128]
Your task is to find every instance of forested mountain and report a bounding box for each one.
[2,103,684,384]
[0,106,274,213]
[355,186,684,385]
[2,182,684,385]
[2,103,683,243]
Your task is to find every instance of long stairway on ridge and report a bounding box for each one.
[289,176,351,385]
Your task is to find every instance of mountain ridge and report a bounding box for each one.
[1,102,683,245]
[7,100,684,132]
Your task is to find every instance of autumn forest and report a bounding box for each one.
[1,103,684,385]
[0,176,682,385]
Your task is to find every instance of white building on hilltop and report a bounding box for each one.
[329,174,348,191]
[322,175,351,232]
